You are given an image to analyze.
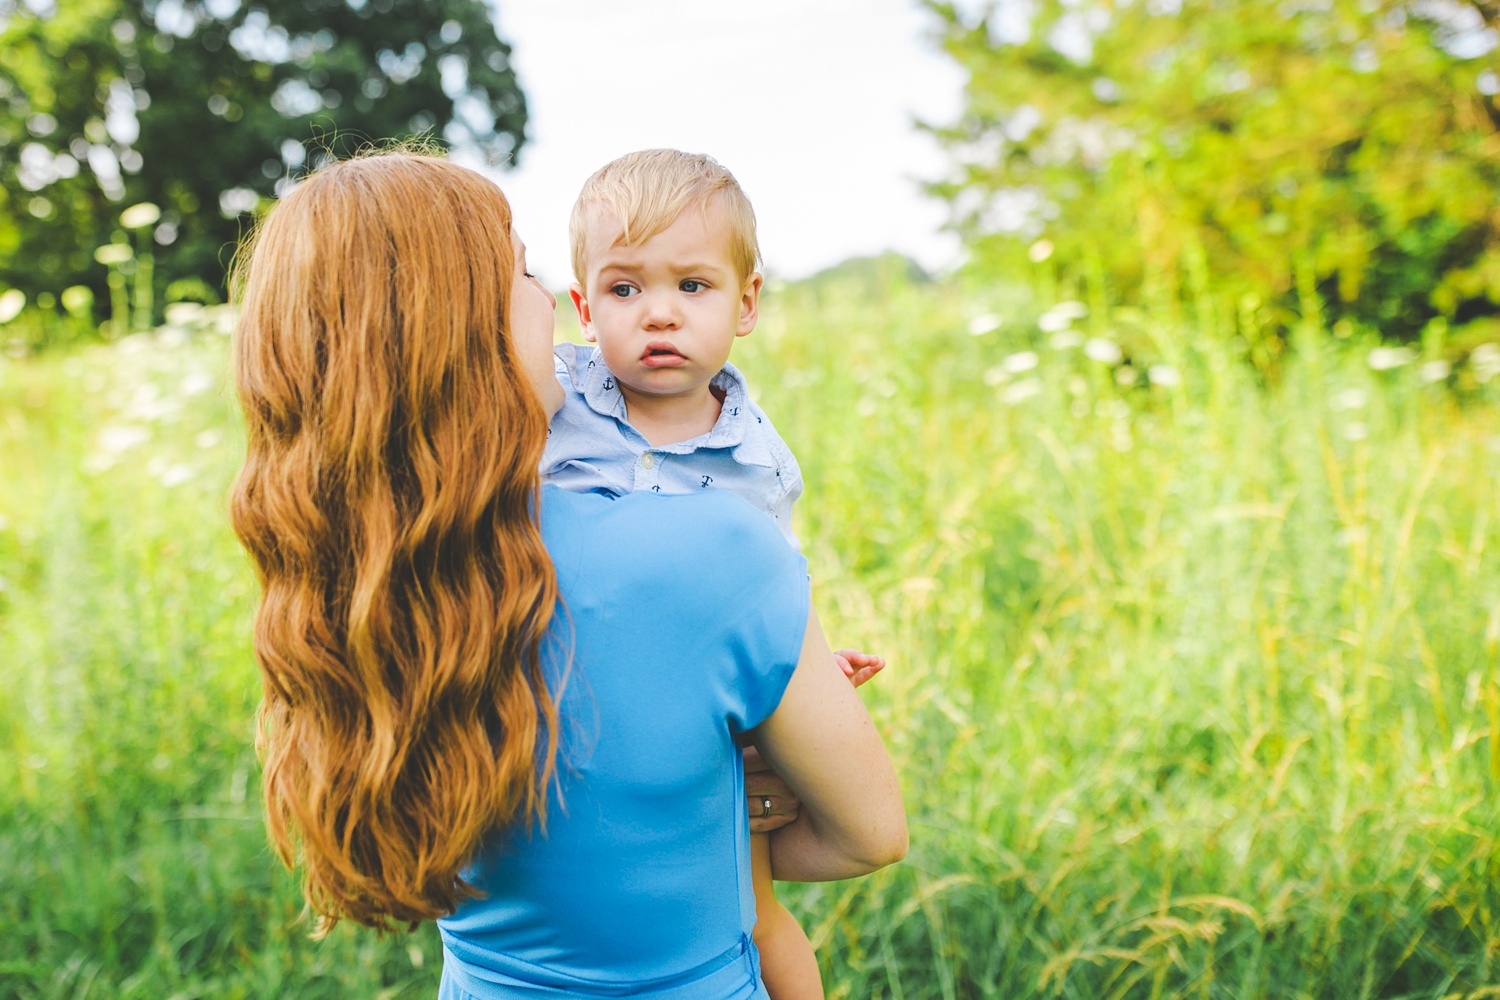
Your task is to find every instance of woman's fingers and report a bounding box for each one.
[746,753,801,832]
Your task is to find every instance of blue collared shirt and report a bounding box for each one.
[542,343,803,549]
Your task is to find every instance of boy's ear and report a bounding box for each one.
[569,284,596,343]
[736,272,763,338]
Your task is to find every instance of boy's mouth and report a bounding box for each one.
[640,341,687,368]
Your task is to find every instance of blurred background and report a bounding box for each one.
[2,1,1499,997]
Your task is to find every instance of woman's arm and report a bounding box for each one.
[749,604,907,882]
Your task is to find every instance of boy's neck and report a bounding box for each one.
[621,384,725,448]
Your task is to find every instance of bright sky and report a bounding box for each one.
[480,0,967,289]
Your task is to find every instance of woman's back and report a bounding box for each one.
[438,487,808,996]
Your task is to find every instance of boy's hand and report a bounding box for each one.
[834,649,885,687]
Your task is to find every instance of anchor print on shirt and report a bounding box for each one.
[602,375,615,391]
[700,475,713,489]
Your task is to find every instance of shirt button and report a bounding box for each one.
[641,453,654,469]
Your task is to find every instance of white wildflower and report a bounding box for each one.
[1114,365,1137,386]
[1471,343,1500,383]
[1000,377,1043,405]
[180,371,215,396]
[97,424,150,453]
[1002,350,1038,374]
[127,384,181,422]
[156,327,189,349]
[1037,300,1087,333]
[164,302,204,326]
[194,429,222,449]
[1331,388,1367,411]
[982,365,1010,387]
[1343,421,1368,442]
[1049,330,1084,350]
[1417,360,1451,384]
[1148,364,1181,387]
[967,313,1002,336]
[1084,338,1123,364]
[1028,239,1054,263]
[119,202,161,229]
[94,243,132,266]
[158,464,196,487]
[856,397,878,417]
[0,289,26,324]
[117,332,153,355]
[1366,346,1414,371]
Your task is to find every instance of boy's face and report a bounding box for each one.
[570,201,761,408]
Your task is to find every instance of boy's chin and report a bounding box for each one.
[619,376,707,399]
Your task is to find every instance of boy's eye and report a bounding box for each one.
[679,279,705,293]
[609,284,636,298]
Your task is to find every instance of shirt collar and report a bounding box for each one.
[557,343,756,454]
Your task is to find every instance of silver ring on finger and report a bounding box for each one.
[760,796,773,819]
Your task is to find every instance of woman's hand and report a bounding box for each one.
[744,745,801,833]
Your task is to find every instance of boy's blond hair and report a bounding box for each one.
[569,149,760,285]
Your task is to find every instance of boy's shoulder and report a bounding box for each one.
[553,341,604,394]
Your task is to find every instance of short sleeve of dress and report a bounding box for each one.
[715,506,811,735]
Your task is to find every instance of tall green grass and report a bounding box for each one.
[2,271,1498,998]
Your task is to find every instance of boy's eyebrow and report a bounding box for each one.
[595,257,734,277]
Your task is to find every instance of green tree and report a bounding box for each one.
[0,0,527,323]
[925,0,1500,340]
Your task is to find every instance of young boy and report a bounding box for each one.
[541,149,885,999]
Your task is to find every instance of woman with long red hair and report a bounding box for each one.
[230,151,905,998]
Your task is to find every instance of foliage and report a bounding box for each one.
[3,274,1500,995]
[924,0,1500,340]
[0,0,527,331]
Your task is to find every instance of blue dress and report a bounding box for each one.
[437,487,809,999]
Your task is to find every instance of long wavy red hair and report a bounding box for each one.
[229,152,558,934]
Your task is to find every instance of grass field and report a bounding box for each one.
[3,267,1500,999]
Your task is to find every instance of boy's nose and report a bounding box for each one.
[642,293,680,329]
